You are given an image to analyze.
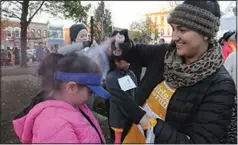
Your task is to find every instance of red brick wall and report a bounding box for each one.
[1,20,21,41]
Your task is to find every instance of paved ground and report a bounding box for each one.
[1,62,38,76]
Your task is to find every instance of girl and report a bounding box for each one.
[108,0,236,144]
[51,24,98,110]
[13,52,110,143]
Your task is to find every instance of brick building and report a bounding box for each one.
[1,19,48,49]
[145,7,174,43]
[28,21,48,48]
[48,24,64,48]
[1,19,21,49]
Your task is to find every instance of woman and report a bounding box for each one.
[108,0,236,143]
[70,24,88,43]
[13,52,110,143]
[57,24,91,55]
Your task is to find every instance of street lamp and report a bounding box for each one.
[90,16,94,46]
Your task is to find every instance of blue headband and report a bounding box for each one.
[55,72,102,86]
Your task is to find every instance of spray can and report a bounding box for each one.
[112,33,125,56]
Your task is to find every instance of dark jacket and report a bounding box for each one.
[121,44,236,143]
[36,47,45,62]
[106,68,138,128]
[129,63,142,85]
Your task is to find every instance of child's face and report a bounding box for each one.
[63,82,93,105]
[75,29,88,43]
[115,60,129,70]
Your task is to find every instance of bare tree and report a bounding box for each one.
[2,1,46,67]
[233,7,236,16]
[1,1,91,67]
[168,1,182,8]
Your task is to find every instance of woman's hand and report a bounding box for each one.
[139,114,151,129]
[109,88,146,124]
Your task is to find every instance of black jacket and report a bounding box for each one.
[105,68,138,128]
[121,44,236,143]
[129,63,142,85]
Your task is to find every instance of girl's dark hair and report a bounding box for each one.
[107,55,123,74]
[38,53,64,90]
[38,52,101,91]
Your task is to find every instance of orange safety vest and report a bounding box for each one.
[123,81,176,143]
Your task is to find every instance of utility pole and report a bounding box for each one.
[90,16,94,46]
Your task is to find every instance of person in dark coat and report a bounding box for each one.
[105,54,138,144]
[13,47,20,65]
[35,42,45,62]
[159,38,165,44]
[6,47,12,65]
[108,0,236,144]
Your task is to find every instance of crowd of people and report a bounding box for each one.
[1,43,59,66]
[1,46,20,66]
[11,0,237,144]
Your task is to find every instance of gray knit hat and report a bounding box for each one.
[167,2,220,37]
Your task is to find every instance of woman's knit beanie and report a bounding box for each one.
[167,0,221,38]
[70,24,87,42]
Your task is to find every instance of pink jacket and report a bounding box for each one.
[12,100,105,143]
[222,42,237,60]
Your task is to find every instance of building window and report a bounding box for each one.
[6,27,13,38]
[154,17,157,25]
[167,27,171,36]
[52,30,58,38]
[36,29,41,38]
[164,16,167,25]
[160,28,164,36]
[43,30,47,38]
[31,29,35,39]
[160,16,164,25]
[14,27,21,38]
[157,16,161,24]
[57,30,63,39]
[48,30,52,38]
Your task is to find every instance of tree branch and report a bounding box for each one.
[12,1,22,10]
[16,0,23,5]
[2,9,21,20]
[27,1,45,23]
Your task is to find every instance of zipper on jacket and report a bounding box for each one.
[78,108,104,144]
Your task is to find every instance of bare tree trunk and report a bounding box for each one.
[20,0,29,68]
[20,23,28,67]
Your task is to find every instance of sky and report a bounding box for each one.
[32,1,234,29]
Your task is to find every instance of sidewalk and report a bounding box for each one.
[1,62,39,71]
[1,62,39,76]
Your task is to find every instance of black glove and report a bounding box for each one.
[109,88,146,124]
[118,29,135,51]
